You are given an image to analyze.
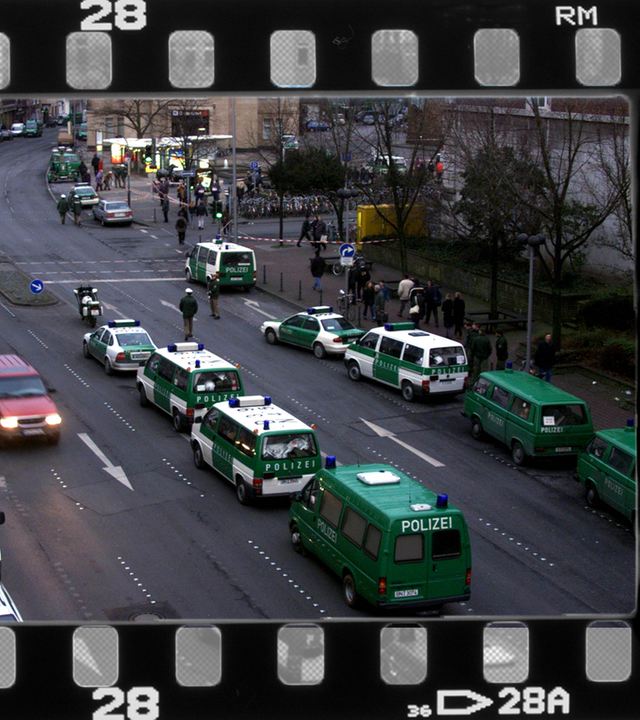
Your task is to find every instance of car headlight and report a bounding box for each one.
[0,417,18,429]
[45,414,62,426]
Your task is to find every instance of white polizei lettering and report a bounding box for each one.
[401,516,452,533]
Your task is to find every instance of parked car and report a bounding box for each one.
[10,123,24,136]
[306,120,331,132]
[93,199,133,225]
[0,128,13,142]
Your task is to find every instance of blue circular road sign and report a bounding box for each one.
[339,243,356,258]
[30,279,44,294]
[250,161,259,171]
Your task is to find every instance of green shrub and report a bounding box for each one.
[576,290,636,331]
[600,337,636,378]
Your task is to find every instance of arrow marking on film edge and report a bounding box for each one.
[78,433,134,491]
[243,299,277,319]
[359,418,445,468]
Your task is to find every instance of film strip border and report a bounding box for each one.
[0,620,637,718]
[0,0,639,92]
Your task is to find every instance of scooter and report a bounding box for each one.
[73,285,102,328]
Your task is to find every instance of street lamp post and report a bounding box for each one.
[517,233,546,372]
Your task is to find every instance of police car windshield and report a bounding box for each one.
[0,376,47,398]
[541,404,589,427]
[321,317,355,332]
[75,188,95,196]
[221,252,251,266]
[429,346,466,366]
[116,332,152,347]
[193,371,239,393]
[261,433,317,460]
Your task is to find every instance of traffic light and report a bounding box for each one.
[144,145,153,163]
[215,201,223,219]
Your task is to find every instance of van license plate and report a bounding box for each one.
[22,428,45,436]
[395,589,419,598]
[555,447,571,453]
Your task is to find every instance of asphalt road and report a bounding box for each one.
[0,131,635,621]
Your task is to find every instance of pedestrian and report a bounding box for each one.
[495,329,509,371]
[435,158,444,183]
[119,163,128,188]
[297,214,313,247]
[179,287,198,341]
[423,280,441,328]
[78,160,88,180]
[91,153,101,175]
[176,213,188,244]
[161,195,170,223]
[379,280,390,303]
[452,291,466,338]
[159,178,170,206]
[361,280,376,320]
[195,201,208,229]
[471,326,492,382]
[95,169,103,192]
[56,194,68,224]
[373,284,388,326]
[464,321,478,370]
[534,333,556,382]
[103,170,113,190]
[310,251,325,292]
[313,215,328,252]
[177,180,187,206]
[409,289,422,328]
[397,274,415,316]
[355,262,371,300]
[72,194,83,225]
[441,292,454,338]
[207,273,220,319]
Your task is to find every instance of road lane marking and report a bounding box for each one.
[360,418,445,467]
[77,433,134,491]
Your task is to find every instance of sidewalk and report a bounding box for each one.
[67,169,636,432]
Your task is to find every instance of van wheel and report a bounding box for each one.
[511,440,526,466]
[236,477,251,505]
[139,385,149,407]
[313,342,327,359]
[172,409,185,433]
[290,524,305,555]
[470,418,484,440]
[342,573,359,608]
[265,328,278,345]
[401,381,415,402]
[347,362,361,381]
[585,481,600,509]
[193,443,206,469]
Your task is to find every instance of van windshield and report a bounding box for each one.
[261,433,318,460]
[0,376,47,398]
[193,371,239,393]
[540,404,589,427]
[429,346,466,367]
[222,252,252,266]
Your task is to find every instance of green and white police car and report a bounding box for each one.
[83,319,157,374]
[261,306,365,359]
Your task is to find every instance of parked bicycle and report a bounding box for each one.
[337,289,358,321]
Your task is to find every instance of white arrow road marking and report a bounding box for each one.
[159,299,183,315]
[243,299,277,319]
[100,301,128,318]
[360,418,445,468]
[78,433,134,491]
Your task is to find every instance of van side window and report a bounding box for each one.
[236,427,257,458]
[607,447,633,476]
[429,346,466,367]
[222,251,252,266]
[379,337,404,359]
[301,478,319,508]
[394,534,424,563]
[207,250,217,266]
[202,408,219,432]
[174,368,189,390]
[511,396,532,422]
[146,353,161,373]
[319,489,343,529]
[218,417,239,445]
[359,332,380,350]
[363,524,382,560]
[432,530,461,560]
[473,377,491,396]
[490,385,512,410]
[341,507,367,548]
[402,344,424,366]
[157,358,175,382]
[541,404,588,427]
[586,436,609,460]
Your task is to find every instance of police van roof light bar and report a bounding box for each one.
[384,322,415,332]
[108,319,140,328]
[228,395,272,408]
[307,306,333,314]
[167,342,202,353]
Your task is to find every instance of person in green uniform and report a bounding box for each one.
[464,321,478,372]
[72,195,83,225]
[207,273,220,319]
[495,329,509,371]
[57,194,69,224]
[179,288,198,340]
[471,327,492,382]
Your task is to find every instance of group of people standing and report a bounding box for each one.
[297,214,328,251]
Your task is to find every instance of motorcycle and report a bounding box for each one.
[73,286,103,328]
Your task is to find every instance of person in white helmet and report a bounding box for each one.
[57,194,69,224]
[179,287,198,340]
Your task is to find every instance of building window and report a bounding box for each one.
[263,118,271,140]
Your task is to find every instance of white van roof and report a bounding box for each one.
[156,342,238,372]
[196,240,254,253]
[369,323,465,349]
[215,395,313,434]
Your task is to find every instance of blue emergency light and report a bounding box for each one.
[263,420,270,430]
[195,360,200,368]
[436,494,448,509]
[325,455,337,469]
[229,398,240,407]
[626,418,634,430]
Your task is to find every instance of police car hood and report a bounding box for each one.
[0,394,58,417]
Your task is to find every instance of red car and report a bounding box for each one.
[0,355,61,444]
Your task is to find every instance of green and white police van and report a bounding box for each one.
[290,460,472,611]
[344,322,468,401]
[191,395,322,505]
[463,367,594,466]
[577,420,636,524]
[184,238,256,291]
[136,342,244,432]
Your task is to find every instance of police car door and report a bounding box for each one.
[298,316,320,349]
[88,327,107,360]
[374,336,403,387]
[354,331,380,379]
[279,315,307,346]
